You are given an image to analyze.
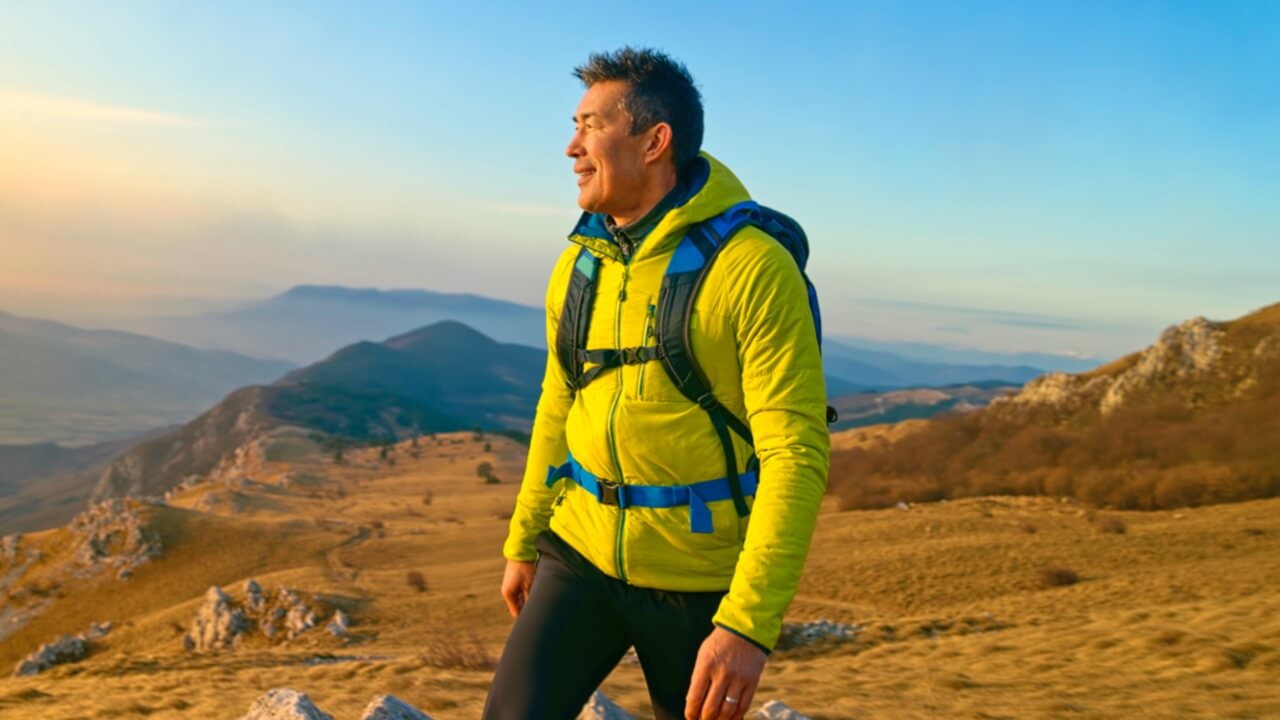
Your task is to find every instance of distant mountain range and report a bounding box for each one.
[828,336,1101,374]
[823,339,1049,389]
[0,310,295,445]
[105,284,1076,387]
[829,381,1019,431]
[120,285,547,364]
[93,321,545,501]
[829,301,1280,511]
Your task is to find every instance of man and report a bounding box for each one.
[483,47,829,720]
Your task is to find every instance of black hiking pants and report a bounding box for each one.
[482,529,728,720]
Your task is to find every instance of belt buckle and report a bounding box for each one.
[598,479,621,507]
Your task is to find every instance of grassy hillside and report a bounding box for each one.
[0,432,1274,717]
[830,304,1280,511]
[94,321,544,504]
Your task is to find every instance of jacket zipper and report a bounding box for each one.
[607,265,631,582]
[636,303,656,399]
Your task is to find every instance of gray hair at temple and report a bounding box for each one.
[573,47,704,168]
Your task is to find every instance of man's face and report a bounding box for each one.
[566,80,652,217]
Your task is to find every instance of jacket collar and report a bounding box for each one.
[567,151,752,264]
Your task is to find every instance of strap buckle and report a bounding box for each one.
[597,479,627,508]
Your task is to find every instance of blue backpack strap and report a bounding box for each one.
[655,201,760,519]
[547,453,760,534]
[554,247,600,392]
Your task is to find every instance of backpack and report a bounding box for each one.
[553,200,835,522]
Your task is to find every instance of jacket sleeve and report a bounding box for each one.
[501,248,579,562]
[711,236,831,651]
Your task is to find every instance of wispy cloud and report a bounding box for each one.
[993,317,1083,331]
[860,296,1086,332]
[0,89,214,128]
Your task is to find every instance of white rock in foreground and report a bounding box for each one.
[239,689,334,720]
[360,693,434,719]
[578,690,633,719]
[757,700,810,719]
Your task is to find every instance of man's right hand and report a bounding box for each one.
[500,559,537,618]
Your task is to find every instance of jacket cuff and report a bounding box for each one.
[714,621,772,656]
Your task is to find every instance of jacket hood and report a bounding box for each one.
[567,151,752,262]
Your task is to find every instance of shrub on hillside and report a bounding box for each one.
[1095,515,1127,534]
[477,461,500,484]
[406,571,428,593]
[1038,565,1079,588]
[419,631,494,671]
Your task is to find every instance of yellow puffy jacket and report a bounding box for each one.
[503,152,830,652]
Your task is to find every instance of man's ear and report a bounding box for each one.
[643,122,674,166]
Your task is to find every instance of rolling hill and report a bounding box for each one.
[828,302,1280,511]
[0,310,294,445]
[92,321,545,503]
[0,428,173,535]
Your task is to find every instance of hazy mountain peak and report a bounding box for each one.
[382,319,496,350]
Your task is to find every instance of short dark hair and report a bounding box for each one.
[573,47,704,168]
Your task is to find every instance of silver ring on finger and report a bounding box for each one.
[725,696,739,704]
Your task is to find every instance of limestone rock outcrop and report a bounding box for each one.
[1099,317,1225,414]
[238,689,334,720]
[991,316,1241,418]
[183,586,248,652]
[327,610,350,637]
[578,690,632,720]
[776,619,861,650]
[12,633,87,677]
[70,499,161,580]
[183,580,336,652]
[756,700,810,719]
[359,694,434,720]
[1,533,20,565]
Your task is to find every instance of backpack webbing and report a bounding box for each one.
[554,200,831,522]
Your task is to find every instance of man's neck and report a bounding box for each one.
[609,166,678,228]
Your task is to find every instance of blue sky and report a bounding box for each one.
[1,0,1276,359]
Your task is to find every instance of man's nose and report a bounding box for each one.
[565,130,584,158]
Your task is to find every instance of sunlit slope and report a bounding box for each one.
[2,432,1276,718]
[93,320,543,503]
[830,302,1280,510]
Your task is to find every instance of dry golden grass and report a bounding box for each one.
[1,431,1278,718]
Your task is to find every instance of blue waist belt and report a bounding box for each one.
[546,453,758,534]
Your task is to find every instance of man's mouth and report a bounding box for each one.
[576,169,595,186]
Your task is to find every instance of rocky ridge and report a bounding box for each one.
[184,579,344,652]
[70,499,162,580]
[775,619,862,651]
[11,621,112,676]
[991,316,1268,418]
